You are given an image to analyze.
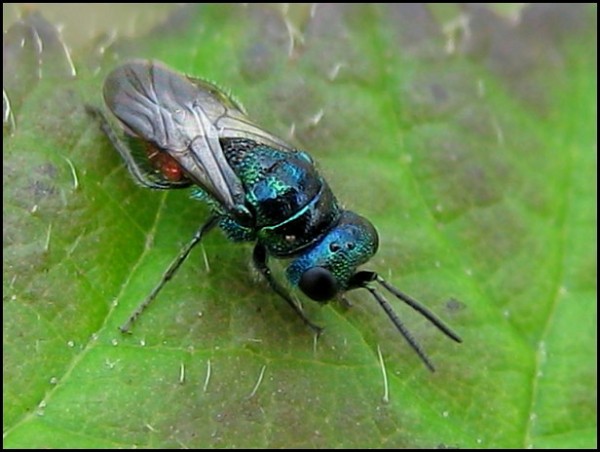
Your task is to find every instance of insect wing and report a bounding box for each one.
[186,77,294,152]
[103,60,245,212]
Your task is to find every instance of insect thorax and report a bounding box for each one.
[217,138,341,257]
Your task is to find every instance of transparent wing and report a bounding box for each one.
[103,59,245,212]
[185,77,294,152]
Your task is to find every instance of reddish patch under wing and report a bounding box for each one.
[145,143,185,182]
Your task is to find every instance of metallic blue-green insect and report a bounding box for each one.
[92,60,461,371]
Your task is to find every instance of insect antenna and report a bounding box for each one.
[364,285,436,372]
[376,275,463,344]
[348,271,462,371]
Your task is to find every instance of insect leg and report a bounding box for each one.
[119,215,220,333]
[252,244,323,335]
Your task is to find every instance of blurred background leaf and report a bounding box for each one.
[3,3,596,448]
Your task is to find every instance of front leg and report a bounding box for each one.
[252,244,323,335]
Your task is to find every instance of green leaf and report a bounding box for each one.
[3,4,596,448]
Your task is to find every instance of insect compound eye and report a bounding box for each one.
[299,267,338,303]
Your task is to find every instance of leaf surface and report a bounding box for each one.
[3,4,596,448]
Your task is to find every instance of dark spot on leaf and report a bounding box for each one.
[304,4,377,83]
[386,4,445,57]
[460,4,592,111]
[446,298,465,312]
[400,69,477,123]
[239,7,290,83]
[29,163,59,202]
[430,83,449,104]
[241,42,277,82]
[3,12,75,121]
[519,4,589,45]
[410,125,508,221]
[149,4,198,35]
